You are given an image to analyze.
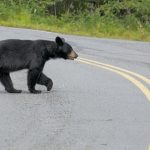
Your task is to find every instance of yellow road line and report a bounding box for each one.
[76,59,150,102]
[78,57,150,85]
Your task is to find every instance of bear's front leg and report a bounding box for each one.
[37,73,53,91]
[27,68,42,94]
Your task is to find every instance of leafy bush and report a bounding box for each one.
[0,0,149,41]
[99,0,150,24]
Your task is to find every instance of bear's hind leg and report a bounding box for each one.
[0,72,22,93]
[37,73,53,91]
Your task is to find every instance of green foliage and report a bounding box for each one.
[0,0,149,41]
[100,0,150,22]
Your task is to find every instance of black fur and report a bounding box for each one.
[0,37,78,94]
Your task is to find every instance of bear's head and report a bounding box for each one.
[55,36,78,60]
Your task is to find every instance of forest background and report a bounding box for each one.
[0,0,149,41]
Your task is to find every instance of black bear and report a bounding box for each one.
[0,36,78,94]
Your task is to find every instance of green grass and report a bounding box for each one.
[0,5,149,41]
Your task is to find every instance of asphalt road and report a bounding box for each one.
[0,26,150,150]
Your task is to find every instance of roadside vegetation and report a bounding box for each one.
[0,0,149,41]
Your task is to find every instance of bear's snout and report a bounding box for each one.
[67,50,78,60]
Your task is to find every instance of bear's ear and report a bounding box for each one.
[55,36,64,46]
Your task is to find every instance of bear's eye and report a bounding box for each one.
[63,44,72,53]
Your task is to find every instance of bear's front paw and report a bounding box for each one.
[47,80,53,91]
[29,89,41,94]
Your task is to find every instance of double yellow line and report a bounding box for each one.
[76,57,150,102]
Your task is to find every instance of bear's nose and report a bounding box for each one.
[75,52,78,58]
[68,50,78,60]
